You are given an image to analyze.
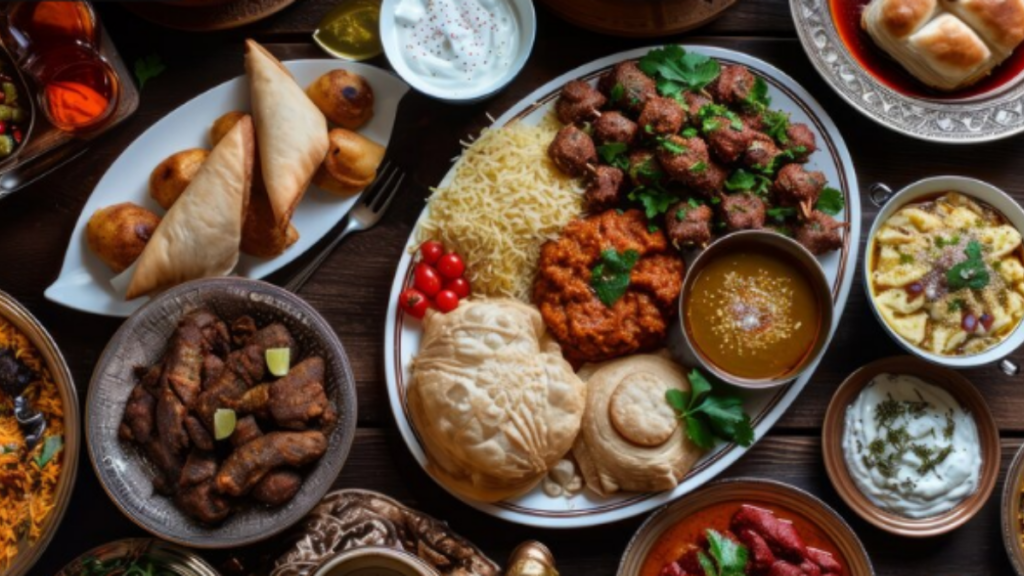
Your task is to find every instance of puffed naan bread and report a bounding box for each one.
[409,299,586,503]
[861,0,1024,91]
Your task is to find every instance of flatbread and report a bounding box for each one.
[244,39,329,226]
[126,116,255,300]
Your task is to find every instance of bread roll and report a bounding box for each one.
[409,299,586,502]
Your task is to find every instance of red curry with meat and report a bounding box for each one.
[533,209,684,365]
[643,501,846,576]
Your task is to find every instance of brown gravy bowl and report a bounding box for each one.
[680,231,834,388]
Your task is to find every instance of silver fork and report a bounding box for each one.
[283,162,405,293]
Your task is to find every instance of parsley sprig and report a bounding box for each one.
[666,369,755,449]
[628,185,677,219]
[134,54,167,90]
[698,530,750,576]
[946,239,990,291]
[590,249,639,306]
[638,45,721,100]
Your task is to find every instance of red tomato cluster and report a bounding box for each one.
[398,241,471,319]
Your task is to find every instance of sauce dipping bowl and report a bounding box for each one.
[822,356,1000,537]
[1002,442,1024,575]
[864,176,1024,374]
[310,547,440,576]
[379,0,536,103]
[678,230,834,389]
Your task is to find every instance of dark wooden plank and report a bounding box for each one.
[28,432,1022,575]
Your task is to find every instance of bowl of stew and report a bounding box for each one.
[617,478,874,576]
[679,230,834,388]
[864,176,1024,372]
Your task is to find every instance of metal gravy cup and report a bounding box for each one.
[864,176,1024,375]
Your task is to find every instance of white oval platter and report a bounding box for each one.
[384,45,862,528]
[46,59,408,317]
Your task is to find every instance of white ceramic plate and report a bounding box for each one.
[46,60,409,317]
[384,45,862,528]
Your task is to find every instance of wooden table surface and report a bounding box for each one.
[4,1,1024,574]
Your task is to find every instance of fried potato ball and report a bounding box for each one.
[306,70,374,129]
[86,203,162,273]
[319,128,385,195]
[149,148,209,210]
[210,111,247,146]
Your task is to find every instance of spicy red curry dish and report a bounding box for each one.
[547,47,846,257]
[119,308,336,524]
[643,502,845,576]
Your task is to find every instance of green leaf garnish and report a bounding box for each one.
[698,103,743,132]
[690,161,707,173]
[33,435,62,469]
[681,127,699,138]
[946,240,991,291]
[590,249,639,307]
[763,110,790,143]
[706,529,749,576]
[665,369,755,450]
[742,77,771,113]
[766,206,796,223]
[659,137,687,155]
[597,142,630,170]
[134,54,167,90]
[815,187,844,215]
[610,83,625,103]
[628,185,677,219]
[638,46,721,100]
[725,169,772,196]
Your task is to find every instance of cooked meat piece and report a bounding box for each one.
[187,308,231,356]
[555,80,606,125]
[658,136,708,182]
[194,365,249,431]
[231,315,258,347]
[683,92,712,126]
[251,469,302,506]
[137,364,162,394]
[156,386,189,456]
[795,211,845,255]
[706,123,755,164]
[223,344,265,387]
[201,354,224,391]
[732,505,807,562]
[744,133,783,172]
[784,122,817,163]
[185,415,214,451]
[230,415,263,448]
[0,348,34,399]
[598,61,656,115]
[738,528,776,573]
[768,561,806,576]
[548,125,597,177]
[658,562,685,576]
[742,111,765,132]
[637,96,685,137]
[585,165,625,213]
[120,385,156,444]
[806,548,843,575]
[775,163,826,216]
[215,431,328,497]
[711,65,757,106]
[665,201,713,248]
[176,479,231,525]
[720,193,766,231]
[626,149,664,187]
[321,401,339,429]
[235,383,270,419]
[800,559,824,576]
[252,323,296,355]
[145,437,183,494]
[593,111,638,145]
[270,357,329,430]
[161,322,204,407]
[691,160,727,196]
[180,450,218,488]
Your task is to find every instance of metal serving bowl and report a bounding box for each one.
[0,289,78,576]
[678,230,835,389]
[617,478,874,576]
[1002,443,1024,575]
[86,277,358,548]
[311,547,440,576]
[863,176,1024,373]
[55,538,221,576]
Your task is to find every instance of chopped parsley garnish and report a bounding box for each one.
[681,127,699,138]
[899,253,915,265]
[815,187,844,215]
[629,156,664,183]
[763,110,790,143]
[658,137,687,155]
[676,208,689,220]
[699,529,749,576]
[948,299,965,312]
[609,83,625,103]
[725,169,772,196]
[766,206,796,223]
[134,54,167,90]
[935,235,961,248]
[590,249,639,306]
[597,142,630,170]
[742,77,771,113]
[628,185,677,219]
[698,103,744,132]
[946,240,990,291]
[690,161,707,173]
[665,369,755,450]
[638,45,721,99]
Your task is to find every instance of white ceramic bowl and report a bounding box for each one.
[378,0,536,103]
[863,176,1024,372]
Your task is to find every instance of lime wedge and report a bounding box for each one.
[266,348,291,377]
[214,408,237,441]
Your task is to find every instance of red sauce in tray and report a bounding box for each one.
[830,0,1024,99]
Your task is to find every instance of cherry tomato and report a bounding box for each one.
[419,241,445,265]
[444,277,471,299]
[399,288,430,319]
[435,290,460,313]
[414,263,442,297]
[437,253,466,279]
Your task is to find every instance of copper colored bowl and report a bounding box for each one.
[617,478,874,576]
[1001,442,1024,575]
[822,356,1000,537]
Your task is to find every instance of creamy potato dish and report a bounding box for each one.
[869,192,1024,356]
